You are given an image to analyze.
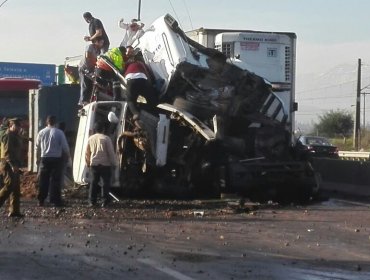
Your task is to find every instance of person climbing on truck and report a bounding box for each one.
[83,12,110,53]
[124,47,158,123]
[78,37,105,106]
[95,46,127,101]
[118,18,145,47]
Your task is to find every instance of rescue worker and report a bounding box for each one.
[95,46,127,101]
[0,118,23,217]
[124,47,158,121]
[78,37,105,106]
[85,121,116,208]
[118,18,145,47]
[83,12,110,53]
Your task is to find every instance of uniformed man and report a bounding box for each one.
[0,118,9,157]
[0,118,23,217]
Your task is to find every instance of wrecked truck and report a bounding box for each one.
[73,14,319,202]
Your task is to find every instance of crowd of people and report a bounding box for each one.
[0,115,71,217]
[0,12,158,217]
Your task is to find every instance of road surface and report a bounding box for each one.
[1,193,370,279]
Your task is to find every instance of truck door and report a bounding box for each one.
[73,101,127,186]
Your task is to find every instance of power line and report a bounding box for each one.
[168,0,183,30]
[182,0,194,30]
[298,95,354,101]
[0,0,9,8]
[296,79,357,94]
[296,73,370,95]
[295,113,323,116]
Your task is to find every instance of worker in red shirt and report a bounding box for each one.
[124,47,158,121]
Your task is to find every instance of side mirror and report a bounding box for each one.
[78,108,87,117]
[108,111,119,123]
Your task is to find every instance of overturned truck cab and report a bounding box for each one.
[73,14,319,202]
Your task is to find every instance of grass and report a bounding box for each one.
[331,130,370,151]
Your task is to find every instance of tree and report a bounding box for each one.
[313,109,353,138]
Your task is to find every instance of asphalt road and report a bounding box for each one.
[1,195,370,280]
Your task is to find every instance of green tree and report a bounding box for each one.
[313,109,353,138]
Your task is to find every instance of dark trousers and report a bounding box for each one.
[89,165,111,204]
[79,70,93,104]
[38,157,63,204]
[127,78,158,116]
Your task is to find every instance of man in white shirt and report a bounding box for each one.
[85,121,117,207]
[119,18,145,47]
[36,115,70,207]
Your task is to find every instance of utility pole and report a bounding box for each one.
[354,58,361,150]
[138,0,142,21]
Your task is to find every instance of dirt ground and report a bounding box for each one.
[20,171,38,199]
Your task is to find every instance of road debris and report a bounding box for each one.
[193,211,204,218]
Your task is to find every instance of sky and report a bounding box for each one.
[2,0,370,126]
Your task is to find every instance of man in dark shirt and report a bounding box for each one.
[83,12,110,53]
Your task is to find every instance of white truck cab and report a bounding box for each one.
[73,101,128,186]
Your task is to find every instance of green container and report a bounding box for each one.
[58,65,65,85]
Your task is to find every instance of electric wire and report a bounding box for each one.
[298,95,354,101]
[168,0,183,30]
[296,79,357,94]
[0,0,9,8]
[296,74,370,95]
[182,0,194,30]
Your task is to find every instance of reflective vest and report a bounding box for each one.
[102,48,125,72]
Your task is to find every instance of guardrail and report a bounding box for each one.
[338,151,370,161]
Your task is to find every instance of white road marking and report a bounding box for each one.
[137,258,196,280]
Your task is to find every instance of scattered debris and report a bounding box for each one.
[193,211,204,218]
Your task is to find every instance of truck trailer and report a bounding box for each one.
[186,28,297,136]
